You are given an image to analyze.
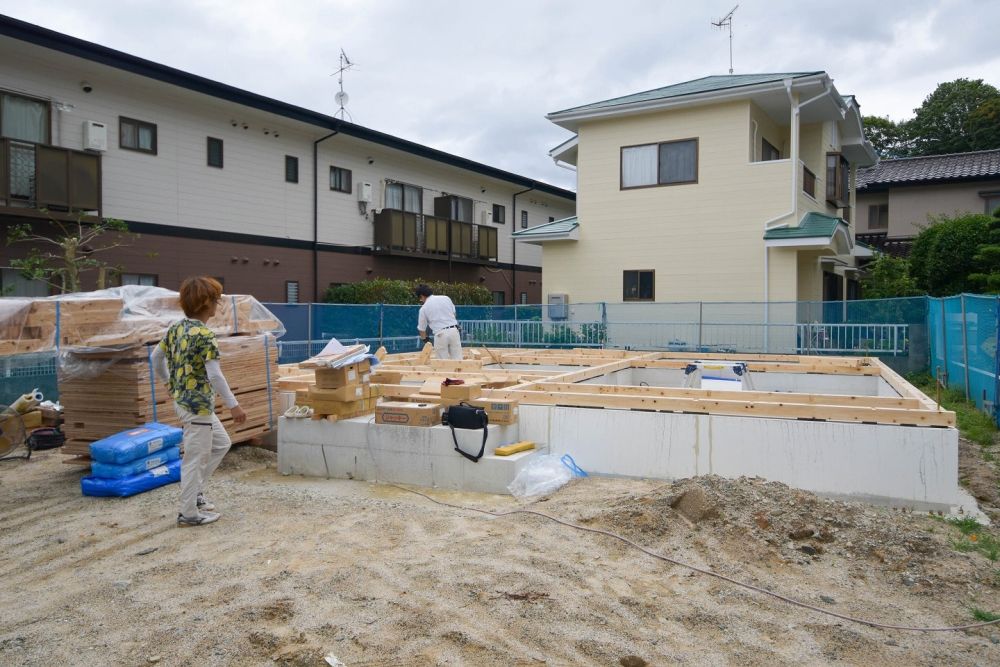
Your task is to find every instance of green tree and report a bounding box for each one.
[967,98,1000,151]
[907,78,1000,155]
[5,214,136,294]
[908,212,992,295]
[968,206,1000,293]
[862,115,911,158]
[860,254,923,298]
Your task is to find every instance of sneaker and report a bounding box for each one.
[196,493,215,512]
[176,511,220,527]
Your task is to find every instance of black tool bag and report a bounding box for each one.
[441,402,489,462]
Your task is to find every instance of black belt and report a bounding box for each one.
[439,325,458,330]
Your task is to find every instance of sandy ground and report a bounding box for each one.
[1,442,999,667]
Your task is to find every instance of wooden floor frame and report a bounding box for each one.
[279,348,954,428]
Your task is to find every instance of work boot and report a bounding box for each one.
[176,511,220,527]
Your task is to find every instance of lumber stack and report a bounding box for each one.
[0,291,282,355]
[61,334,280,462]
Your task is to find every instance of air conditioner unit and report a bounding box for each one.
[548,293,569,320]
[480,209,491,225]
[83,120,107,152]
[357,182,373,203]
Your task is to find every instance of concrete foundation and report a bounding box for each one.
[278,416,544,494]
[517,404,964,512]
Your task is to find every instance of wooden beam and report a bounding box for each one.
[631,359,881,375]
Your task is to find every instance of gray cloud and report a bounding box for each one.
[2,0,998,191]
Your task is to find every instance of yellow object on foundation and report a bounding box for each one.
[494,441,535,456]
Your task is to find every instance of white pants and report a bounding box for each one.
[176,403,231,518]
[433,327,463,360]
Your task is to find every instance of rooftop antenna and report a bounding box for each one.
[712,4,739,74]
[332,48,356,121]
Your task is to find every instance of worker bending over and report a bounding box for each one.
[415,284,463,360]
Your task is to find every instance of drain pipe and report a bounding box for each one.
[512,186,535,303]
[313,125,341,302]
[762,77,834,351]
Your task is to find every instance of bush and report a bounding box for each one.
[860,255,923,299]
[324,278,493,305]
[909,213,991,296]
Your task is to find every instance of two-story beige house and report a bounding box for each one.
[516,73,877,314]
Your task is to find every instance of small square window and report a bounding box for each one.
[330,166,352,193]
[520,210,528,229]
[519,292,528,304]
[868,204,888,229]
[121,273,158,286]
[207,137,223,168]
[623,270,655,301]
[492,204,505,224]
[285,155,299,183]
[119,117,157,154]
[492,290,505,305]
[286,280,300,304]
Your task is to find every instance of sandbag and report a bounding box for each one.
[90,446,180,479]
[89,423,182,465]
[81,458,181,498]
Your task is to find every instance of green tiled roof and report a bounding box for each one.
[551,72,823,116]
[511,216,579,237]
[763,212,846,240]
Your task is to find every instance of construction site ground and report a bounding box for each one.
[1,437,998,667]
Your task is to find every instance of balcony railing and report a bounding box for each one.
[0,138,102,216]
[373,209,498,262]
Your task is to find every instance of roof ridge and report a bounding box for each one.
[868,147,1000,165]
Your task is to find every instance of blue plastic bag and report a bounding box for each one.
[82,458,181,497]
[90,446,180,479]
[89,423,183,465]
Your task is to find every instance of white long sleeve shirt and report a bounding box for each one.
[417,294,458,335]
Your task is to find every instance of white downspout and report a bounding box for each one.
[763,77,834,352]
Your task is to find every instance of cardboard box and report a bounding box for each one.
[309,384,367,403]
[315,360,371,389]
[375,401,442,427]
[440,383,483,401]
[469,398,519,425]
[311,396,378,417]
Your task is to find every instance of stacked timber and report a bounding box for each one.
[296,360,383,421]
[61,334,280,461]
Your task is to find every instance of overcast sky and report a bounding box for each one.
[3,1,998,190]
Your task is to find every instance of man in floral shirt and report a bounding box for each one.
[152,277,245,527]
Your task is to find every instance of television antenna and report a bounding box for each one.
[711,4,739,75]
[332,48,356,121]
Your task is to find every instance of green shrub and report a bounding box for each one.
[324,278,493,305]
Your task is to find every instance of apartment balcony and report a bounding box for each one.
[373,209,498,264]
[0,138,102,218]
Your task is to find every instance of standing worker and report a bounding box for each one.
[152,276,246,527]
[415,284,463,360]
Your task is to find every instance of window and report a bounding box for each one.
[0,91,50,143]
[285,155,299,183]
[621,138,698,188]
[623,270,655,301]
[868,204,888,230]
[802,166,816,198]
[826,152,849,206]
[492,290,505,305]
[519,292,528,304]
[119,117,157,154]
[492,204,505,224]
[206,137,223,168]
[286,280,299,304]
[385,182,422,213]
[982,192,1000,216]
[121,273,157,286]
[521,210,528,229]
[762,138,780,161]
[1,268,48,297]
[443,195,473,223]
[329,166,352,193]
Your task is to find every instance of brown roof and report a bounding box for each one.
[856,149,1000,190]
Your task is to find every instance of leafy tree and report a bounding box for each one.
[906,78,1000,155]
[968,206,1000,293]
[860,254,923,298]
[324,277,493,305]
[908,212,992,295]
[5,214,137,294]
[862,115,911,158]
